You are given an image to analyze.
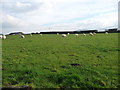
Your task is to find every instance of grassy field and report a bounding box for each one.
[2,33,119,88]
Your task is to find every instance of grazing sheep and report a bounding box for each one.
[83,33,86,36]
[40,34,42,36]
[105,32,108,34]
[61,34,67,37]
[90,32,94,36]
[20,35,25,38]
[67,33,70,35]
[2,35,6,39]
[0,35,2,39]
[57,33,59,35]
[75,34,79,36]
[93,32,96,35]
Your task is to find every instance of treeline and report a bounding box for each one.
[7,28,119,35]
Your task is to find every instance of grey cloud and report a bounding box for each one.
[2,2,43,13]
[2,22,18,28]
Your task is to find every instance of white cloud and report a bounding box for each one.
[1,1,42,13]
[16,2,31,7]
[49,11,118,30]
[76,12,118,29]
[22,0,118,25]
[2,14,30,28]
[1,14,43,34]
[118,1,120,30]
[1,0,119,34]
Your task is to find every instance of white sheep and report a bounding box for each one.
[2,35,6,39]
[61,34,67,37]
[57,33,59,35]
[40,34,42,36]
[0,35,2,39]
[75,34,79,36]
[67,33,70,35]
[93,32,96,35]
[105,32,108,34]
[90,32,94,36]
[20,35,25,38]
[83,33,86,36]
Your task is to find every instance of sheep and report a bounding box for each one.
[90,32,94,36]
[75,34,79,36]
[57,33,59,35]
[67,33,70,35]
[61,34,67,37]
[105,32,108,34]
[0,35,2,39]
[20,35,25,38]
[40,34,42,36]
[93,32,96,35]
[83,33,86,36]
[2,35,6,39]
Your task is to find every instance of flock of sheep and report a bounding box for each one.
[61,33,92,37]
[0,32,109,39]
[0,35,6,39]
[61,32,108,37]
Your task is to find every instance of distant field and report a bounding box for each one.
[2,33,119,88]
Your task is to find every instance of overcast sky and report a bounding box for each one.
[0,0,119,34]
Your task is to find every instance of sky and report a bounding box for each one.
[0,0,119,34]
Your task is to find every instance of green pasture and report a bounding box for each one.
[2,33,119,88]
